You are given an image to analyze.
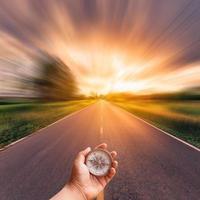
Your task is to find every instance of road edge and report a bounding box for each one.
[111,103,200,152]
[0,102,96,152]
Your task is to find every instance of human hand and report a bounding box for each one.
[50,143,118,200]
[68,143,118,200]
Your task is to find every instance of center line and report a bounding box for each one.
[100,126,103,134]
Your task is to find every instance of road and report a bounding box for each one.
[0,100,200,200]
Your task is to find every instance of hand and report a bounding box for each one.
[69,143,118,200]
[50,143,118,200]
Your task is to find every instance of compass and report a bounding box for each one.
[85,149,112,176]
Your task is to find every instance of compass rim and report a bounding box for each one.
[85,148,112,176]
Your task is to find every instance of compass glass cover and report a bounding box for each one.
[86,149,112,176]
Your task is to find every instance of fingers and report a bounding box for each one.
[81,147,91,156]
[111,151,117,159]
[95,143,107,149]
[106,167,116,180]
[75,147,91,164]
[112,160,118,169]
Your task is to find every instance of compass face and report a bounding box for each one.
[86,149,112,176]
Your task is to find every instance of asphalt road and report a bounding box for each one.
[0,100,200,200]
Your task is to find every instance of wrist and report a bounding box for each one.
[65,182,88,200]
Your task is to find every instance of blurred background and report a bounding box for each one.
[0,0,200,148]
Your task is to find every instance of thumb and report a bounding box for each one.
[76,147,91,164]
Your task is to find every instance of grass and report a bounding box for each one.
[0,100,95,148]
[112,100,200,148]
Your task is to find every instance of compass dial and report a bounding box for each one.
[86,149,112,176]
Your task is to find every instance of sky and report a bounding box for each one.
[0,0,200,95]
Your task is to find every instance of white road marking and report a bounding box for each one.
[100,108,104,142]
[100,126,104,135]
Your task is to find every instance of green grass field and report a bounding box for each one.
[112,100,200,148]
[0,100,95,148]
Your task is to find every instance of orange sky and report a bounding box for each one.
[0,0,200,96]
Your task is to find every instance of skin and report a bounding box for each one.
[51,143,118,200]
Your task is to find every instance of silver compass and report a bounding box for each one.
[86,149,112,176]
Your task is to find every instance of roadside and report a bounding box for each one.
[112,100,200,148]
[0,99,95,148]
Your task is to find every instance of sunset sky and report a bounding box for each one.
[0,0,200,95]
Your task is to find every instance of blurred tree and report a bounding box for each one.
[33,56,78,100]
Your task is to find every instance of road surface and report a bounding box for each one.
[0,100,200,200]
